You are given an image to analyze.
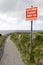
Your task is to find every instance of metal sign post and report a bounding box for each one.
[30,6,33,60]
[30,20,33,55]
[26,6,38,61]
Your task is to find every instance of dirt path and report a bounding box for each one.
[0,36,24,65]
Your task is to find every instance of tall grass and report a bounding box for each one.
[11,32,43,65]
[0,35,7,47]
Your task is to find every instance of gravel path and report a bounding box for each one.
[0,36,24,65]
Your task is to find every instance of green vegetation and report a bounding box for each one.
[0,36,6,47]
[11,32,43,65]
[0,35,8,47]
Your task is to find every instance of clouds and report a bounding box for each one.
[0,0,43,30]
[0,0,17,12]
[0,17,31,30]
[0,0,31,12]
[33,21,43,30]
[0,14,43,30]
[0,0,43,19]
[0,0,43,11]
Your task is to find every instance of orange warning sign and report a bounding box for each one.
[26,7,38,20]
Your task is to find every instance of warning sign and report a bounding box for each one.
[26,7,38,20]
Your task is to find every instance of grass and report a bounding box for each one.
[10,32,43,65]
[0,35,8,47]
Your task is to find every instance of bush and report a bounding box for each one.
[11,32,43,65]
[0,36,6,47]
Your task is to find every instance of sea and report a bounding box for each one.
[0,30,43,35]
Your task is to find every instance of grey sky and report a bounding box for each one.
[0,0,43,12]
[0,0,43,30]
[0,0,43,19]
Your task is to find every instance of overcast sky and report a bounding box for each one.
[0,0,43,30]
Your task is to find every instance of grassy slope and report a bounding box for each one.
[0,36,6,47]
[0,34,9,47]
[10,32,43,65]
